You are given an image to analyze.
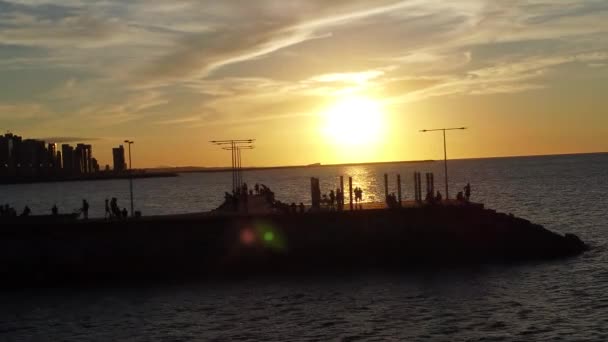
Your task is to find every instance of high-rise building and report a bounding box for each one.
[18,139,47,178]
[0,135,10,169]
[0,134,12,177]
[0,134,100,181]
[85,144,92,173]
[61,144,74,175]
[0,133,21,178]
[112,145,126,173]
[91,157,100,173]
[47,143,56,167]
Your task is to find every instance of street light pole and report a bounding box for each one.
[419,127,466,200]
[124,140,134,217]
[210,139,255,193]
[222,145,254,190]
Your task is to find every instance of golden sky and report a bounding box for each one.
[1,1,607,168]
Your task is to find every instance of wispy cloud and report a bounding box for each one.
[153,116,202,125]
[0,0,607,134]
[38,136,101,143]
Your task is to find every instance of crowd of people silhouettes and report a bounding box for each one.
[0,179,473,219]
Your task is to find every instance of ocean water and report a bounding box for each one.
[1,153,607,341]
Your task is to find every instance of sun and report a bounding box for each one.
[321,96,385,146]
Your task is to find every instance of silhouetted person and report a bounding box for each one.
[290,202,297,213]
[110,198,120,218]
[356,187,363,203]
[51,204,58,216]
[254,183,260,194]
[21,206,31,217]
[435,191,443,202]
[82,199,89,219]
[105,199,110,218]
[387,193,399,208]
[336,188,343,210]
[299,202,305,213]
[457,191,464,201]
[329,190,336,209]
[425,191,434,203]
[3,204,15,217]
[464,183,471,202]
[121,208,128,219]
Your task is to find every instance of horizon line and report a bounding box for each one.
[146,151,608,171]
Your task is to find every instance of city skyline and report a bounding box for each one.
[0,132,135,181]
[1,1,607,168]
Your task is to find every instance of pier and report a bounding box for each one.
[0,167,590,286]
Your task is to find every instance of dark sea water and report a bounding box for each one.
[1,153,607,341]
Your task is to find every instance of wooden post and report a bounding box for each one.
[349,176,353,210]
[384,173,389,200]
[416,172,420,202]
[311,177,320,210]
[339,175,344,210]
[413,172,418,202]
[397,174,402,206]
[416,172,419,202]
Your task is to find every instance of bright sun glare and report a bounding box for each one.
[322,96,385,146]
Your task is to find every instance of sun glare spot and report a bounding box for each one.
[322,96,385,146]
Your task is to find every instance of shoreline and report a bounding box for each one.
[0,171,178,185]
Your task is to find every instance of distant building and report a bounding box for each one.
[112,145,126,173]
[47,143,61,175]
[0,135,11,169]
[91,158,100,173]
[18,139,47,178]
[0,133,101,181]
[61,144,74,175]
[47,143,56,166]
[0,133,20,178]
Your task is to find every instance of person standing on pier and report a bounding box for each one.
[110,198,120,218]
[51,204,58,216]
[464,183,471,202]
[336,188,343,210]
[81,199,89,220]
[105,199,111,219]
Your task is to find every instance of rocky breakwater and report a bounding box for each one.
[0,204,589,284]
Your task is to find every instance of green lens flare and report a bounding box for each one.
[263,231,274,242]
[254,221,287,252]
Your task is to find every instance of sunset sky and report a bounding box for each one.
[1,0,607,168]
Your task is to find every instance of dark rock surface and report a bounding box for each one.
[0,205,588,286]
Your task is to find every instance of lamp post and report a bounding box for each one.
[124,140,134,217]
[419,127,466,200]
[210,139,255,193]
[222,145,254,191]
